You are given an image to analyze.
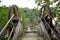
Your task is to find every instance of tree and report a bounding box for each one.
[35,0,60,18]
[35,0,58,6]
[0,0,1,3]
[35,0,60,27]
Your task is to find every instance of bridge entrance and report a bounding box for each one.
[0,4,60,40]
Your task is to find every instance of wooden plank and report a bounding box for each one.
[17,32,44,40]
[37,20,51,40]
[12,21,23,40]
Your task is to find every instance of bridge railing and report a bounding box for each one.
[38,4,60,40]
[0,14,14,35]
[12,20,23,40]
[0,14,15,40]
[0,5,23,40]
[37,18,51,40]
[44,17,60,39]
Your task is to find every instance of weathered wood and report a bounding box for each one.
[0,5,22,40]
[8,5,19,20]
[37,20,51,40]
[12,20,23,40]
[7,5,20,40]
[39,4,60,40]
[8,27,14,40]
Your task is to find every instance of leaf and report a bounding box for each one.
[44,0,50,5]
[53,0,58,2]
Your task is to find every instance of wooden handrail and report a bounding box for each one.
[0,14,14,36]
[39,19,51,40]
[43,18,60,40]
[8,27,14,40]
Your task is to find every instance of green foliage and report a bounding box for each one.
[45,0,50,5]
[54,0,58,2]
[51,7,57,17]
[0,0,1,2]
[21,13,26,29]
[0,1,1,2]
[35,0,51,6]
[35,0,59,6]
[35,0,60,22]
[0,7,9,31]
[19,8,27,29]
[0,6,38,30]
[35,0,42,6]
[19,8,39,29]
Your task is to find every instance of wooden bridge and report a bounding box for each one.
[0,5,60,40]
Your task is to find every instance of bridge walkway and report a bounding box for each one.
[17,27,44,40]
[17,32,43,40]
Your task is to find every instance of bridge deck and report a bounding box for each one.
[17,32,43,40]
